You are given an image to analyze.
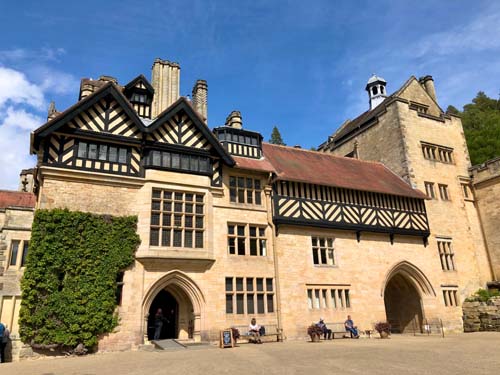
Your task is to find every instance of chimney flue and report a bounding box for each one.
[225,111,242,129]
[192,79,208,122]
[151,58,181,118]
[419,75,437,103]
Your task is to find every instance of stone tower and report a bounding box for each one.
[366,74,387,110]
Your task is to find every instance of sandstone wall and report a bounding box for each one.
[463,297,500,332]
[471,158,500,280]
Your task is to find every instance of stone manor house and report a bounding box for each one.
[1,58,499,358]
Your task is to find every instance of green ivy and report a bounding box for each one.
[464,288,500,303]
[19,209,140,349]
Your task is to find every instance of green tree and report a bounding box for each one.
[269,126,286,145]
[19,209,140,350]
[449,92,500,165]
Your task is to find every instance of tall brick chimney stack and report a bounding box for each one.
[419,75,437,103]
[192,80,208,122]
[225,111,242,129]
[151,58,181,118]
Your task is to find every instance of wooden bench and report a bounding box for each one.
[323,322,355,339]
[232,324,283,343]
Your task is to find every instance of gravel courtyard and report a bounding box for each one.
[2,332,500,375]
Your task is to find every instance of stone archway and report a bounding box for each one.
[143,271,205,342]
[382,261,435,333]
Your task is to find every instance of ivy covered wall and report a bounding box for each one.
[19,209,140,349]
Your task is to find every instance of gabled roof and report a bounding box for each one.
[319,75,444,150]
[0,190,36,209]
[124,74,154,94]
[262,143,426,199]
[32,82,146,151]
[147,97,235,166]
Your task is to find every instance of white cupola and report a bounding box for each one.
[366,74,387,110]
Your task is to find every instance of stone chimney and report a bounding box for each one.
[47,101,58,121]
[79,79,95,100]
[18,169,34,192]
[225,111,242,129]
[419,75,437,103]
[98,75,118,85]
[192,80,208,122]
[151,58,181,118]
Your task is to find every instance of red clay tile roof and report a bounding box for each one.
[262,143,426,199]
[232,156,276,173]
[0,190,36,209]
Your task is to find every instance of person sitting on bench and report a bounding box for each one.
[344,315,359,338]
[248,318,262,344]
[317,318,332,340]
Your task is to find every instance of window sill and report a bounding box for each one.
[313,265,338,268]
[136,247,214,264]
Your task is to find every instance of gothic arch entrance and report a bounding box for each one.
[382,261,435,333]
[143,271,205,342]
[147,290,179,340]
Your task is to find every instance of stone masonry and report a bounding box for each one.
[463,296,500,332]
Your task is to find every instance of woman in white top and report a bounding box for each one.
[248,318,262,344]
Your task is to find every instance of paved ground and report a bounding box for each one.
[2,333,500,375]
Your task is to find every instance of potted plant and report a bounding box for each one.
[307,324,323,342]
[374,322,391,339]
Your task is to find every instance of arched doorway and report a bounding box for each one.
[143,271,205,343]
[382,261,435,333]
[384,273,423,333]
[147,290,179,340]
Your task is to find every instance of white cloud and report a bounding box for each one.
[0,47,78,190]
[414,5,500,58]
[0,110,39,190]
[0,67,48,189]
[2,106,44,131]
[0,47,66,63]
[0,67,45,109]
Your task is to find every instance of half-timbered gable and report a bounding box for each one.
[123,75,154,119]
[144,98,234,186]
[32,83,146,177]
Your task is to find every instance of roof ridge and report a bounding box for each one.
[263,142,390,166]
[0,189,34,194]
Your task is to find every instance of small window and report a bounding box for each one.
[225,276,274,315]
[229,176,262,205]
[424,182,435,199]
[372,86,378,95]
[78,142,87,158]
[437,239,455,271]
[311,236,335,266]
[9,240,20,266]
[442,288,459,307]
[438,184,450,201]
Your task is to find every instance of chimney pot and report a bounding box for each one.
[419,75,438,103]
[225,111,242,129]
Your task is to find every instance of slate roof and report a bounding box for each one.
[319,95,393,150]
[0,190,36,209]
[261,143,426,199]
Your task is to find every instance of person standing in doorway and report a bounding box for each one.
[153,308,166,340]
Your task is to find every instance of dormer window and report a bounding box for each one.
[124,75,154,119]
[131,93,148,104]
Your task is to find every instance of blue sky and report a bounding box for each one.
[0,0,499,189]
